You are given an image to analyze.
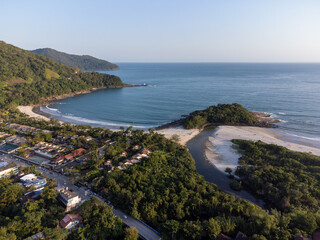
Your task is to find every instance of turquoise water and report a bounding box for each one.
[42,63,320,145]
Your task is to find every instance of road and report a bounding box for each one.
[0,152,161,240]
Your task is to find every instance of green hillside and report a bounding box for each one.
[32,48,119,71]
[0,41,124,108]
[184,103,258,129]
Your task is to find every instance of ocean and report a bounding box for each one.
[41,63,320,147]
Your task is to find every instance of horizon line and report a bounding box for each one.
[112,61,320,64]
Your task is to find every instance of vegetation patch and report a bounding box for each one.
[183,103,258,129]
[233,139,320,214]
[45,68,60,80]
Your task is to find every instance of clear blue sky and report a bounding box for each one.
[1,0,320,62]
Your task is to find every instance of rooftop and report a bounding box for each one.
[57,187,78,199]
[0,161,17,172]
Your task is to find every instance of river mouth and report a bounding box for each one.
[186,128,265,208]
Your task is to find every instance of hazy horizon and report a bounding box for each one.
[2,0,320,62]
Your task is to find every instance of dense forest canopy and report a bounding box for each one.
[84,129,319,240]
[233,139,320,213]
[32,48,119,71]
[0,176,69,239]
[0,41,124,108]
[183,103,258,129]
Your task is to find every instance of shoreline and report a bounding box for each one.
[18,104,200,146]
[18,104,320,152]
[202,126,320,174]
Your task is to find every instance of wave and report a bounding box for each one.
[41,106,156,129]
[45,106,60,113]
[284,132,320,142]
[260,111,288,123]
[62,115,153,129]
[278,119,288,123]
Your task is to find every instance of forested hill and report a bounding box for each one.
[0,41,124,108]
[32,48,119,71]
[183,103,268,129]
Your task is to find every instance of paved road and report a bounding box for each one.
[113,208,161,240]
[0,152,161,240]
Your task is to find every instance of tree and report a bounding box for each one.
[206,218,221,239]
[0,227,16,240]
[170,134,180,143]
[124,227,139,240]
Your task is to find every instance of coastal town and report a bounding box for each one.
[0,110,163,240]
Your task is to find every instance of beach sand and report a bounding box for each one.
[206,126,320,173]
[18,105,199,145]
[156,127,200,145]
[18,106,51,121]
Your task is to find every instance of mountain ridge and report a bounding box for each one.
[32,48,119,71]
[0,41,124,108]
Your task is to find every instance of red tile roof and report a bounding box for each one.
[72,148,86,157]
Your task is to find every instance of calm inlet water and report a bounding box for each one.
[42,63,320,146]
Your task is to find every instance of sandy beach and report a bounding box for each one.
[18,106,51,121]
[18,105,200,145]
[156,127,201,145]
[205,126,320,173]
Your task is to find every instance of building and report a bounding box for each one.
[20,173,47,189]
[26,232,45,240]
[59,214,82,230]
[57,187,81,211]
[71,148,86,157]
[20,188,44,206]
[7,123,52,134]
[5,135,27,145]
[0,161,18,178]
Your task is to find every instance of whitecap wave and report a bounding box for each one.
[41,106,156,129]
[278,119,288,123]
[284,133,320,142]
[62,115,154,129]
[45,106,60,113]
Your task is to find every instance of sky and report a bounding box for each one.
[1,0,320,62]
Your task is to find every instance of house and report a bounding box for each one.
[59,214,82,230]
[71,148,86,157]
[84,136,93,142]
[0,161,18,178]
[20,188,44,206]
[51,156,65,165]
[124,160,132,166]
[141,148,152,155]
[5,135,27,145]
[132,145,141,150]
[57,187,81,211]
[20,173,47,189]
[120,151,128,157]
[130,159,140,164]
[0,132,10,138]
[64,154,73,161]
[26,232,45,240]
